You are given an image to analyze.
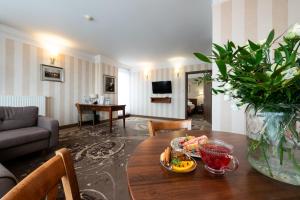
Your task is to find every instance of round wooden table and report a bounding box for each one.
[127,130,300,200]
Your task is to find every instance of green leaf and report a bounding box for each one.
[255,49,263,64]
[212,88,223,94]
[248,40,260,51]
[255,72,269,82]
[289,51,297,65]
[279,43,290,61]
[286,89,292,101]
[212,50,219,57]
[213,43,227,56]
[266,29,275,45]
[271,65,288,79]
[228,41,236,49]
[226,41,236,52]
[193,52,211,63]
[239,77,257,83]
[215,59,227,79]
[274,50,282,63]
[238,46,251,56]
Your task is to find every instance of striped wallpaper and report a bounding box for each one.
[0,31,118,126]
[129,64,211,119]
[95,55,119,120]
[212,0,300,134]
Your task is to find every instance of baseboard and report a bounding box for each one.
[59,114,130,129]
[130,114,184,121]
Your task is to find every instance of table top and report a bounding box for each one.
[76,103,125,107]
[126,130,300,200]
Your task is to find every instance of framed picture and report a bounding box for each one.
[40,64,64,82]
[104,75,116,93]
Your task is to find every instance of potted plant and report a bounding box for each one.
[194,24,300,185]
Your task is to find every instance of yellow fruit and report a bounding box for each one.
[172,161,195,173]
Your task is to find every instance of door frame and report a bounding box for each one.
[185,70,212,119]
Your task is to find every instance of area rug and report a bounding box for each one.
[3,117,211,200]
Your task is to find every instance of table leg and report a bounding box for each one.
[79,111,82,129]
[93,111,96,126]
[123,108,126,128]
[109,109,113,133]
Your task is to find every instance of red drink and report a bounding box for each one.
[200,144,231,170]
[199,139,239,174]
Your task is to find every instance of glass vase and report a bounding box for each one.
[246,105,300,185]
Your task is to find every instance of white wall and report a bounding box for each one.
[0,26,96,126]
[212,0,300,134]
[0,24,120,125]
[129,64,211,119]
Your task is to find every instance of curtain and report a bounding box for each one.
[118,68,130,115]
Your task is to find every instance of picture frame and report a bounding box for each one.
[40,64,64,82]
[103,75,116,93]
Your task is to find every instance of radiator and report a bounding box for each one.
[0,96,47,116]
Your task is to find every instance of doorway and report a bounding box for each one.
[185,70,212,124]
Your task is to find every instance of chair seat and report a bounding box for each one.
[0,127,49,149]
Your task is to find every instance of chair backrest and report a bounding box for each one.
[2,148,81,200]
[148,120,192,136]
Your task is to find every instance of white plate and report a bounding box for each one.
[170,137,201,158]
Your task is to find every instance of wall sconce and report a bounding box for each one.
[169,57,185,78]
[175,66,181,78]
[141,63,152,80]
[35,33,73,66]
[50,56,56,65]
[144,69,150,80]
[47,46,59,65]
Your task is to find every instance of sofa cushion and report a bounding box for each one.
[0,106,38,131]
[0,127,49,149]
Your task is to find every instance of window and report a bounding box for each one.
[118,68,130,115]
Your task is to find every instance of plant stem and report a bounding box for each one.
[261,138,273,177]
[292,151,300,172]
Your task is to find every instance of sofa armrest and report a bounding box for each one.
[0,164,17,198]
[38,116,59,148]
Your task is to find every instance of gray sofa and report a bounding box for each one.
[0,106,59,161]
[0,106,59,197]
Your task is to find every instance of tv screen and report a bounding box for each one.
[152,81,172,94]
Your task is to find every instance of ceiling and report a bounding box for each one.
[0,0,212,68]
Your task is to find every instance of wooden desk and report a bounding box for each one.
[75,103,126,133]
[127,130,300,200]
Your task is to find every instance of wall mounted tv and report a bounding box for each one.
[152,81,172,94]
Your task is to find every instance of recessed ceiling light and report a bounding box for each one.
[84,15,94,21]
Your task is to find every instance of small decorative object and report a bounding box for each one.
[194,24,300,185]
[83,96,90,104]
[104,98,111,105]
[40,64,64,82]
[104,75,116,93]
[98,96,105,105]
[89,94,98,104]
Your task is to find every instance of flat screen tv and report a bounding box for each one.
[152,81,172,94]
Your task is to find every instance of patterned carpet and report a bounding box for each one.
[3,117,211,200]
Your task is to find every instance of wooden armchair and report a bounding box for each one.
[2,148,80,200]
[148,120,192,136]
